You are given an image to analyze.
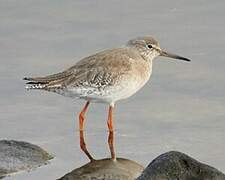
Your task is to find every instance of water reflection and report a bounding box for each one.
[107,131,116,160]
[58,131,144,180]
[79,130,116,161]
[79,130,94,161]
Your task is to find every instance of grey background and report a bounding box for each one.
[1,0,225,179]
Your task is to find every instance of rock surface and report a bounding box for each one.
[58,158,144,180]
[137,151,225,180]
[0,140,53,179]
[1,141,224,180]
[59,151,225,180]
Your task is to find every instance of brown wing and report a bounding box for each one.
[24,48,140,90]
[63,48,138,88]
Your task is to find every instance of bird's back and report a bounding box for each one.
[24,47,151,102]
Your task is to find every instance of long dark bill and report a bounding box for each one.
[160,50,191,62]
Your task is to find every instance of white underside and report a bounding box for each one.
[57,71,152,105]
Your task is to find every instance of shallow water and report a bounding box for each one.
[1,0,225,179]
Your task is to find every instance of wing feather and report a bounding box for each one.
[24,48,140,90]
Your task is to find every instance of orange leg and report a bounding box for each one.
[78,101,93,161]
[79,101,90,131]
[107,106,114,132]
[107,106,116,160]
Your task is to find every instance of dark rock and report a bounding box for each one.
[0,140,53,178]
[137,151,225,180]
[58,158,144,180]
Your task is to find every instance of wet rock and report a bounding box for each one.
[58,158,144,180]
[0,140,53,178]
[137,151,225,180]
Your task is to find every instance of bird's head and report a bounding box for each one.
[127,36,191,62]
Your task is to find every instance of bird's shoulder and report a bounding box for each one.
[68,47,142,71]
[64,48,143,88]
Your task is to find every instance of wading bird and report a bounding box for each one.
[24,36,190,159]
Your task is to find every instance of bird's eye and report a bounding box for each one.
[147,44,153,49]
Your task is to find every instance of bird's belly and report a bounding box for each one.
[83,75,149,103]
[62,70,151,104]
[108,72,151,102]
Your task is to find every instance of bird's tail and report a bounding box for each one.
[23,70,73,90]
[23,77,49,90]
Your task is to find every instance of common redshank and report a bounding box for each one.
[24,36,190,159]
